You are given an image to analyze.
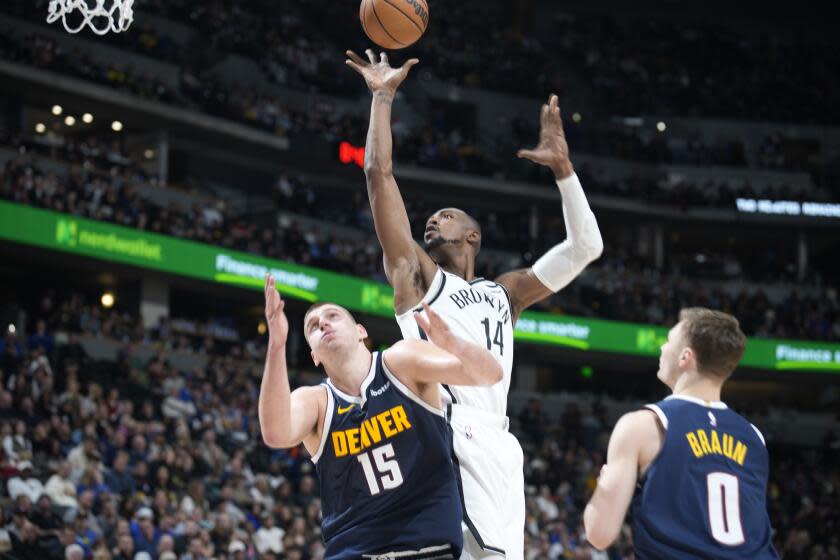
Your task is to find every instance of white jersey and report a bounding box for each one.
[396,268,514,416]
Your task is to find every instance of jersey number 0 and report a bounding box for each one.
[707,472,745,546]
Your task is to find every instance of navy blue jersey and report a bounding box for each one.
[312,351,462,559]
[632,395,778,559]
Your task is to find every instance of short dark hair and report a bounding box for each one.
[678,308,746,379]
[465,212,482,255]
[303,302,356,325]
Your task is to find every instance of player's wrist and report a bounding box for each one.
[268,337,287,352]
[373,90,395,103]
[551,160,574,180]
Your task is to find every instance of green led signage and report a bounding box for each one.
[2,201,838,374]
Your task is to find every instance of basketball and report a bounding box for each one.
[360,0,429,50]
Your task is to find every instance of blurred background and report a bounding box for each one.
[0,0,838,558]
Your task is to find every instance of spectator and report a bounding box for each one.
[2,419,33,466]
[253,511,284,556]
[45,461,79,512]
[111,534,135,560]
[104,450,135,497]
[67,436,101,479]
[7,461,45,503]
[65,543,84,560]
[130,507,163,557]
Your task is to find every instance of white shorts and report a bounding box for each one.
[447,404,525,560]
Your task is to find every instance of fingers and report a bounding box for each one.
[265,274,275,298]
[365,49,377,64]
[346,50,367,66]
[345,59,365,75]
[345,50,367,75]
[422,302,443,327]
[413,310,430,334]
[517,148,538,161]
[380,52,388,64]
[549,94,562,122]
[402,58,420,71]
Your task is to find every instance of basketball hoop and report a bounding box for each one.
[47,0,135,35]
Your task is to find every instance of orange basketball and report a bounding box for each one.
[360,0,429,50]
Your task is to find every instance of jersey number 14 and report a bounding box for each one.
[481,318,505,356]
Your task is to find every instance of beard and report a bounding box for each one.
[424,236,462,251]
[424,236,447,251]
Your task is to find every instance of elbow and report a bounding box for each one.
[471,362,503,386]
[585,219,604,262]
[364,161,393,179]
[587,533,612,552]
[583,508,617,551]
[588,236,604,262]
[260,429,289,449]
[485,363,504,386]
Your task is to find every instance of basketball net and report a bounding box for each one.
[47,0,134,35]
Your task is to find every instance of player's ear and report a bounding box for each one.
[311,350,320,367]
[356,324,368,341]
[678,347,692,369]
[467,229,481,245]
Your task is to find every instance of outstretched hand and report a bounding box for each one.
[264,275,289,347]
[346,49,419,96]
[517,94,574,179]
[414,302,457,351]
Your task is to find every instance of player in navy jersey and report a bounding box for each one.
[257,275,503,560]
[584,308,779,559]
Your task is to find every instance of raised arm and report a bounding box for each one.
[496,94,603,322]
[258,275,325,453]
[346,50,437,314]
[385,303,503,390]
[584,410,661,550]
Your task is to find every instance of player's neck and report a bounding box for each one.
[672,371,722,403]
[438,254,476,281]
[325,346,373,397]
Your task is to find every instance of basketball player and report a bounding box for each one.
[346,49,604,559]
[257,275,503,559]
[584,308,779,558]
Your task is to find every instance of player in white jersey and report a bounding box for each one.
[347,49,604,559]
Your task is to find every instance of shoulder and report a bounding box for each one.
[293,384,328,406]
[612,410,663,444]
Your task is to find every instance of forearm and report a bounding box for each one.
[584,487,623,549]
[557,173,602,248]
[364,91,395,177]
[583,499,618,550]
[448,338,503,385]
[258,342,293,447]
[533,173,604,292]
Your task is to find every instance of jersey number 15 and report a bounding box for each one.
[358,443,404,496]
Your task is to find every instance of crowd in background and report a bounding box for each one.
[0,292,837,559]
[3,141,839,341]
[544,15,840,125]
[0,3,838,558]
[0,6,836,188]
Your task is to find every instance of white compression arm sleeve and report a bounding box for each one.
[532,173,604,292]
